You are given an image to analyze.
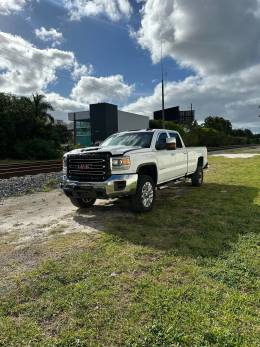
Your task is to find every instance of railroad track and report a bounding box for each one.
[207,144,258,152]
[0,160,62,179]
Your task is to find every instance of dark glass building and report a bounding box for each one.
[68,102,149,146]
[154,106,195,124]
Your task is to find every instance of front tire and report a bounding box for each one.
[130,175,155,213]
[69,196,96,208]
[191,165,203,187]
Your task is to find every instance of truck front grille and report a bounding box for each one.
[67,152,111,182]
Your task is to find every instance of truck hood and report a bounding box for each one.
[66,145,141,157]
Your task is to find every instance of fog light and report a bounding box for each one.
[114,181,126,191]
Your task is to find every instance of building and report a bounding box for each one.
[154,106,195,124]
[68,102,149,146]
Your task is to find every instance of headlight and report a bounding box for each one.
[112,156,131,169]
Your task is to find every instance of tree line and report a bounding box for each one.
[0,92,259,161]
[150,116,260,147]
[0,93,71,160]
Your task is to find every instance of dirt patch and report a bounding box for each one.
[0,182,187,290]
[0,189,131,287]
[0,190,128,241]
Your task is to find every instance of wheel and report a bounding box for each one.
[130,175,155,212]
[191,165,203,187]
[69,196,96,208]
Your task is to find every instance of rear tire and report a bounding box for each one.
[191,165,203,187]
[69,196,96,208]
[130,175,155,213]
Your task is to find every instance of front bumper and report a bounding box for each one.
[61,174,138,199]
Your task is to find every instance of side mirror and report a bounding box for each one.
[166,137,176,150]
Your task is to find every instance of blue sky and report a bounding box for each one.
[1,0,260,131]
[0,0,191,103]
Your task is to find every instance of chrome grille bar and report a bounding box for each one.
[67,152,111,182]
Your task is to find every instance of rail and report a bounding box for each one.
[0,160,62,179]
[207,144,258,152]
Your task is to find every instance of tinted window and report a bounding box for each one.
[169,132,182,148]
[156,132,168,149]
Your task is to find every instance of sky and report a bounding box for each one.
[0,0,260,132]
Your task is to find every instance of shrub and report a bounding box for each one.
[13,139,61,160]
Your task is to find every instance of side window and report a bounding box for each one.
[156,132,168,150]
[170,133,183,148]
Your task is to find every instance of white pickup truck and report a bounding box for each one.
[62,129,208,212]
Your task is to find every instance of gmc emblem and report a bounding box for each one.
[79,164,90,170]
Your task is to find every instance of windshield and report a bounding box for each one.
[101,132,153,148]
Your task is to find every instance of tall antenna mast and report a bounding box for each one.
[161,39,165,128]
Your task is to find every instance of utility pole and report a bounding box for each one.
[73,112,76,145]
[161,39,165,128]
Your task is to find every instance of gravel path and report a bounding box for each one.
[0,171,62,200]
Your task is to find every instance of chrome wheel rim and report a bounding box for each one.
[141,182,154,208]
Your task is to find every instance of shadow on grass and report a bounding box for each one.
[74,183,260,257]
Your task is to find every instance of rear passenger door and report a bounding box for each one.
[155,132,173,183]
[168,132,188,178]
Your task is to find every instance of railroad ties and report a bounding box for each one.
[0,160,62,179]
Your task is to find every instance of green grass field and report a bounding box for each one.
[0,156,259,346]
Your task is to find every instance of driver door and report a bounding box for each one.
[155,132,173,183]
[168,132,187,178]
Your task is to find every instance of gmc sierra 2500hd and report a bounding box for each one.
[62,129,208,212]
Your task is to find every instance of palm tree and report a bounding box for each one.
[28,93,55,124]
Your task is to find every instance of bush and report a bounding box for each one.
[13,139,61,160]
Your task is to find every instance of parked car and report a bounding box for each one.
[62,129,208,212]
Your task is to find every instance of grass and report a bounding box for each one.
[48,223,69,235]
[0,156,259,346]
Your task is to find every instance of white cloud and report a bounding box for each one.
[135,0,260,76]
[45,74,134,113]
[72,61,93,80]
[125,0,260,132]
[0,31,92,95]
[124,67,260,131]
[44,74,134,114]
[0,0,28,15]
[71,74,134,104]
[63,0,132,21]
[46,75,133,113]
[45,92,88,112]
[0,32,134,115]
[35,27,63,47]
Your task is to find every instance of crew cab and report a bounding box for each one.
[62,129,208,212]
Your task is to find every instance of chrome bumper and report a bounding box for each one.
[61,174,138,198]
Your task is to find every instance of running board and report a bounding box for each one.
[157,177,187,190]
